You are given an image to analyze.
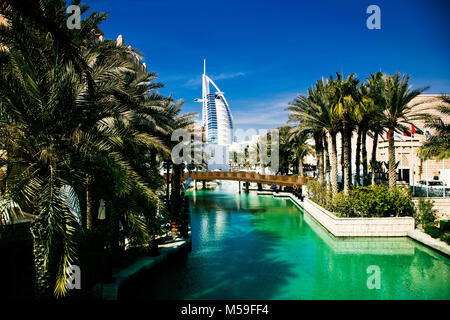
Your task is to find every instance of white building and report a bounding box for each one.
[195,60,234,145]
[194,60,235,171]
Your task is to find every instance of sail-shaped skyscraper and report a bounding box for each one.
[195,60,234,145]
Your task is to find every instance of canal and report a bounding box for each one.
[122,183,450,299]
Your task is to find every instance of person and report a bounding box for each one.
[298,187,305,202]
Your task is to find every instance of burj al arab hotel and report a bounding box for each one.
[195,60,234,145]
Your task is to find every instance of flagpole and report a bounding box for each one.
[400,144,403,181]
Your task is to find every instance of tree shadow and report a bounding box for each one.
[120,193,300,300]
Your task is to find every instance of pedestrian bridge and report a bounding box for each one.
[174,171,312,187]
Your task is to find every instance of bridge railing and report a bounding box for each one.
[174,171,311,186]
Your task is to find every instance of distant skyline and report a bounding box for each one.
[87,0,450,130]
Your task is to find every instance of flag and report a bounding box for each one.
[394,132,405,141]
[411,124,424,135]
[386,131,405,140]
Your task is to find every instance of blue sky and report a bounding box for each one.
[86,0,450,130]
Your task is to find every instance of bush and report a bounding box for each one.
[306,180,330,207]
[414,200,450,243]
[415,198,437,229]
[439,232,450,245]
[424,225,442,239]
[306,182,414,218]
[330,192,352,217]
[330,185,414,218]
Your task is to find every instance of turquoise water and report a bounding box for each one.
[123,184,450,300]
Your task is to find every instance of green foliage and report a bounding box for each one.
[439,232,450,245]
[424,226,442,239]
[330,185,414,217]
[414,199,450,244]
[415,198,438,229]
[307,182,414,218]
[332,185,414,217]
[77,225,111,253]
[307,180,334,210]
[0,0,192,298]
[306,180,331,208]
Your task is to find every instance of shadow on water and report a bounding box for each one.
[121,186,450,300]
[121,229,297,300]
[121,191,299,300]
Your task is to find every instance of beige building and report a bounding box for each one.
[324,94,450,190]
[376,95,449,187]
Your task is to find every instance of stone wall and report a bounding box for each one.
[290,195,415,237]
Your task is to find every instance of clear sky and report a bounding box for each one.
[86,0,450,130]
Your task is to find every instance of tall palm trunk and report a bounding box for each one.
[342,121,352,195]
[371,131,379,185]
[388,127,397,188]
[354,127,362,186]
[165,159,171,208]
[323,133,331,193]
[86,174,94,230]
[362,129,368,186]
[298,158,303,177]
[330,134,339,197]
[314,132,324,183]
[30,217,53,299]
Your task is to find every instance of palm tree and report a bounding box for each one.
[353,83,381,186]
[1,0,107,85]
[0,1,174,298]
[364,72,388,185]
[419,95,450,160]
[273,126,294,175]
[368,72,429,188]
[160,99,196,216]
[287,95,324,182]
[287,78,341,196]
[330,72,361,194]
[288,129,313,176]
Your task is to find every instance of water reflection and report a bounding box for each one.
[122,187,450,300]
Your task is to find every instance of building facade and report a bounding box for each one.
[376,95,450,187]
